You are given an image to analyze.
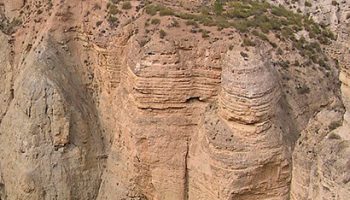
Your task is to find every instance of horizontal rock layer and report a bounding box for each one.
[0,0,348,200]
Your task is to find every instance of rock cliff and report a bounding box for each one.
[0,0,349,200]
[265,0,350,199]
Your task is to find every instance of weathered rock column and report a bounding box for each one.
[189,48,291,200]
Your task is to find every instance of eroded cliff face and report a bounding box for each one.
[266,0,350,199]
[0,0,348,200]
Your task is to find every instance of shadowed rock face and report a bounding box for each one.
[0,0,349,200]
[0,33,105,199]
[290,28,350,199]
[264,1,350,199]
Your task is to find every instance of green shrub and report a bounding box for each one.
[215,16,231,28]
[317,59,330,70]
[139,39,149,47]
[185,20,199,28]
[322,28,336,40]
[200,6,211,15]
[296,84,310,94]
[240,51,249,58]
[145,4,174,16]
[151,18,161,25]
[108,4,120,15]
[214,0,224,15]
[122,1,132,10]
[1,18,22,34]
[140,1,335,69]
[242,38,256,46]
[328,133,341,140]
[226,7,254,18]
[159,8,174,16]
[170,19,180,27]
[329,121,342,131]
[271,6,290,17]
[159,29,167,38]
[107,15,118,26]
[305,1,312,7]
[145,4,161,15]
[277,48,283,55]
[232,21,250,32]
[93,3,101,10]
[269,41,278,48]
[252,30,268,41]
[96,21,103,27]
[200,29,210,38]
[278,61,290,68]
[110,0,120,4]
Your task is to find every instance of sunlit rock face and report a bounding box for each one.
[2,0,23,18]
[0,0,349,199]
[188,49,291,200]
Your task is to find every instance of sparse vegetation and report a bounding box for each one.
[252,30,268,41]
[200,29,210,38]
[107,15,118,26]
[305,1,312,7]
[296,84,310,94]
[110,0,120,4]
[159,29,167,39]
[242,38,256,47]
[328,133,341,140]
[141,1,335,68]
[170,19,180,27]
[106,0,121,27]
[277,61,290,68]
[240,51,249,58]
[329,121,342,131]
[139,39,149,47]
[48,0,53,9]
[108,4,120,15]
[151,18,161,25]
[214,0,224,15]
[277,48,283,55]
[0,18,23,35]
[96,21,103,27]
[121,1,132,10]
[185,20,199,28]
[145,4,173,16]
[93,3,101,10]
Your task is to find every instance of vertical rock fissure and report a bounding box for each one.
[0,90,14,126]
[184,138,189,200]
[0,170,5,200]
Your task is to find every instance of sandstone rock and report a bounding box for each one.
[277,0,350,199]
[3,0,23,19]
[0,0,349,200]
[187,48,290,200]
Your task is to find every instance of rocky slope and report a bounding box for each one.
[0,0,349,199]
[266,0,350,199]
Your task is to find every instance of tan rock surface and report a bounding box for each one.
[187,48,291,199]
[0,0,349,200]
[265,1,350,199]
